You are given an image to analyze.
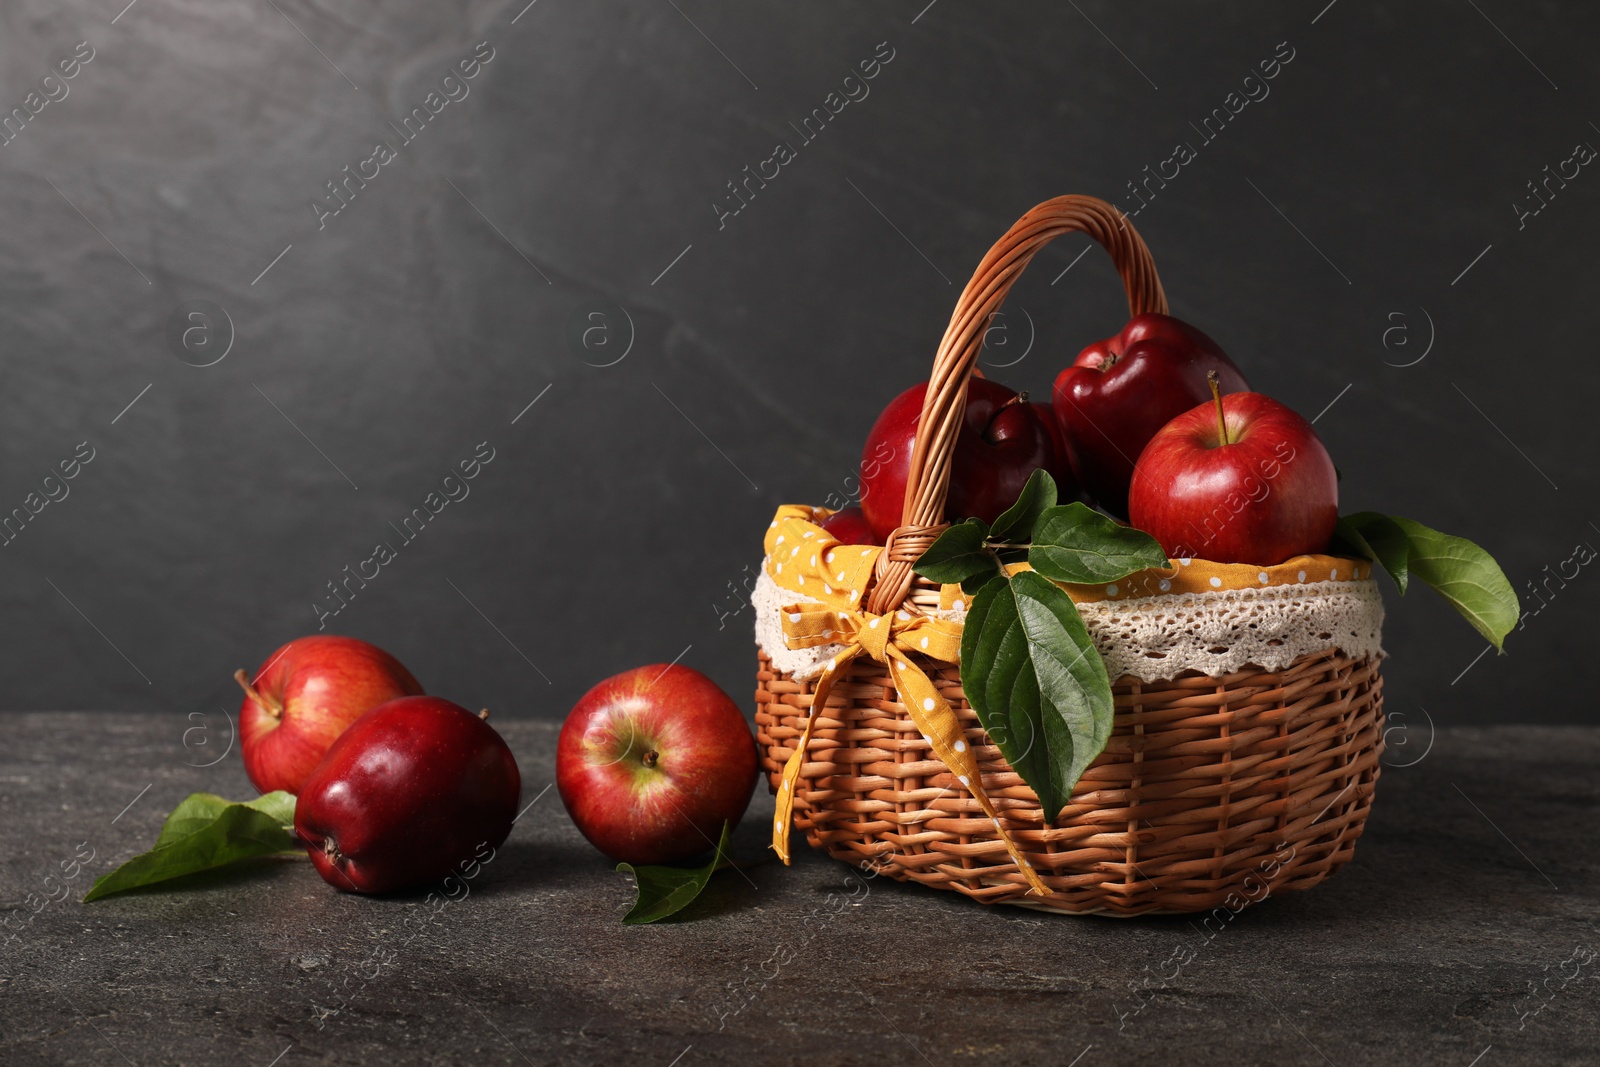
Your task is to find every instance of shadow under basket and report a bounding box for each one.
[755,646,1384,916]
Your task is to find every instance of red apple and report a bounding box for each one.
[1054,313,1250,518]
[557,664,757,865]
[1128,376,1338,565]
[294,696,521,894]
[860,378,1056,543]
[234,636,423,795]
[1033,401,1082,502]
[819,506,878,546]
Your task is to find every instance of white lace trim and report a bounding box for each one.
[753,569,847,680]
[753,564,1384,683]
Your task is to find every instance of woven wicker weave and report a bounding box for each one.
[753,196,1384,915]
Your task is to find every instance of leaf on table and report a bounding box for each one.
[84,792,302,903]
[988,469,1058,544]
[244,790,297,827]
[1332,512,1411,593]
[958,571,1114,821]
[154,791,295,849]
[616,822,733,925]
[912,518,996,587]
[1390,516,1519,651]
[1028,503,1170,585]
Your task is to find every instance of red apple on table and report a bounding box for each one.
[1128,374,1338,565]
[557,664,757,865]
[235,636,423,795]
[860,378,1057,543]
[295,696,521,894]
[819,506,878,546]
[1053,313,1249,518]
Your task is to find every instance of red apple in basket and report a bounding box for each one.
[1128,374,1338,565]
[819,506,878,545]
[235,635,424,795]
[1053,313,1249,518]
[557,664,758,865]
[860,378,1056,543]
[1033,401,1081,502]
[295,696,521,894]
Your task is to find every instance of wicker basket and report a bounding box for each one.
[753,195,1384,915]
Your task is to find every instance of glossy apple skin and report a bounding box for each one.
[294,696,521,894]
[1032,401,1082,502]
[557,664,757,865]
[1053,314,1250,518]
[238,636,423,795]
[1128,391,1338,566]
[860,378,1057,543]
[819,506,878,546]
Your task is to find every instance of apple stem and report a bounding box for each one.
[1208,370,1230,446]
[641,749,659,769]
[478,708,491,721]
[232,668,283,719]
[983,390,1032,439]
[996,390,1030,413]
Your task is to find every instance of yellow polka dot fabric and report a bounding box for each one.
[935,552,1372,612]
[763,505,1048,895]
[763,505,880,610]
[763,505,1369,611]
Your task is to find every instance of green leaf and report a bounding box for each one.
[1333,512,1411,593]
[245,790,298,827]
[153,791,295,849]
[1028,503,1170,585]
[959,571,1114,821]
[84,793,301,902]
[988,469,1057,543]
[1390,516,1519,650]
[1332,512,1518,650]
[960,570,1004,597]
[616,822,733,925]
[152,792,232,848]
[913,518,997,587]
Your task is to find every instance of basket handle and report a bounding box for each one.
[866,195,1169,615]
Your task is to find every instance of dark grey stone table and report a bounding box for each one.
[2,714,1595,1066]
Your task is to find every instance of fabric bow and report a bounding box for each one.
[767,517,1050,897]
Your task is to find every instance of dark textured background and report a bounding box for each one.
[1,0,1594,726]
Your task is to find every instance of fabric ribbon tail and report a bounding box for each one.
[771,647,859,865]
[881,646,1053,897]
